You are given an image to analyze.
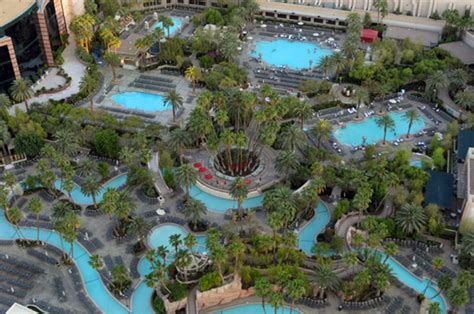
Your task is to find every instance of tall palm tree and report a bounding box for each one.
[423,257,444,294]
[457,270,474,289]
[114,191,135,235]
[89,254,104,270]
[169,233,182,254]
[275,150,300,183]
[319,56,334,78]
[376,115,395,145]
[331,52,346,78]
[343,251,359,275]
[111,264,131,293]
[79,74,97,111]
[27,197,43,242]
[70,14,95,53]
[311,119,331,148]
[355,87,370,118]
[395,203,427,235]
[0,93,12,114]
[81,175,101,208]
[185,65,200,95]
[427,302,441,314]
[7,207,25,240]
[447,285,469,313]
[229,240,246,273]
[279,124,305,152]
[462,231,474,255]
[314,263,340,298]
[433,274,452,298]
[183,199,207,230]
[175,164,197,201]
[164,90,184,122]
[425,70,449,100]
[403,109,420,138]
[184,233,197,253]
[128,216,151,249]
[286,279,306,314]
[53,128,80,157]
[104,52,121,82]
[382,241,398,264]
[229,177,249,219]
[269,291,284,314]
[268,211,284,254]
[152,27,165,51]
[234,131,247,175]
[455,90,474,111]
[168,128,190,165]
[9,78,33,113]
[255,277,272,314]
[158,15,174,37]
[59,211,80,259]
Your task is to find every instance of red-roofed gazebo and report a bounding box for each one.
[360,29,378,43]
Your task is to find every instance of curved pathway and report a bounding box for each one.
[147,151,172,195]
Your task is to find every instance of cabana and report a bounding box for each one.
[360,29,378,43]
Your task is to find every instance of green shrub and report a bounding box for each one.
[152,294,166,314]
[93,129,120,158]
[97,162,110,181]
[198,271,222,292]
[162,281,188,302]
[240,266,261,289]
[14,131,45,158]
[199,55,214,69]
[163,169,176,190]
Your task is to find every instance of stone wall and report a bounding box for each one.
[196,276,255,311]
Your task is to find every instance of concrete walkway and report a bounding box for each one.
[9,38,87,113]
[186,285,198,314]
[437,87,464,119]
[147,151,172,195]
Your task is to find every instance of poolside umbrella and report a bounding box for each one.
[198,167,207,173]
[298,22,304,25]
[244,179,252,185]
[312,33,319,37]
[204,174,213,180]
[193,162,201,168]
[261,24,267,28]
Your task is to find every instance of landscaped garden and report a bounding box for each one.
[0,0,473,313]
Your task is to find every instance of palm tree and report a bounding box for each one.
[158,15,174,37]
[53,128,80,157]
[447,285,469,313]
[128,216,151,249]
[314,263,340,298]
[4,172,16,195]
[119,146,134,168]
[114,191,135,235]
[275,150,300,183]
[269,291,284,314]
[376,115,395,145]
[27,197,43,243]
[311,119,331,148]
[89,254,104,270]
[457,270,474,289]
[373,0,388,24]
[164,90,184,122]
[382,242,398,264]
[152,27,165,51]
[331,52,346,78]
[355,88,369,118]
[395,203,427,235]
[373,271,391,296]
[267,211,284,253]
[175,164,197,201]
[255,277,272,314]
[343,251,359,275]
[319,56,334,78]
[427,302,441,314]
[169,233,182,254]
[0,121,12,157]
[425,70,449,100]
[229,240,246,273]
[184,233,197,253]
[77,159,97,177]
[455,90,474,111]
[286,279,306,314]
[111,264,131,293]
[0,93,12,114]
[403,109,420,138]
[461,231,474,255]
[9,78,33,112]
[104,52,121,82]
[81,176,101,208]
[7,207,25,240]
[229,177,249,219]
[433,274,452,298]
[79,74,97,111]
[279,124,305,152]
[183,199,207,230]
[70,14,95,53]
[185,65,200,95]
[58,211,80,259]
[423,257,444,294]
[168,128,190,164]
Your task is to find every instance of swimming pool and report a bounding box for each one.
[214,303,299,314]
[297,202,330,255]
[111,92,168,112]
[251,39,333,70]
[152,16,182,36]
[410,159,423,168]
[189,184,264,213]
[333,111,426,146]
[54,174,127,206]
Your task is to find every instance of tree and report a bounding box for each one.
[14,131,45,158]
[53,128,80,157]
[229,239,246,273]
[169,233,182,254]
[382,241,397,264]
[352,182,373,221]
[311,119,331,148]
[56,211,80,259]
[314,263,340,298]
[79,73,97,111]
[432,147,446,171]
[373,0,388,24]
[255,277,272,314]
[455,89,474,111]
[81,175,101,208]
[403,109,420,138]
[27,197,43,242]
[355,88,369,118]
[89,254,104,270]
[457,270,474,289]
[93,129,120,159]
[168,128,190,164]
[293,101,313,129]
[128,216,151,249]
[423,257,443,293]
[286,279,306,314]
[70,14,95,53]
[229,176,249,219]
[0,121,12,157]
[164,90,184,122]
[447,285,468,312]
[0,93,12,114]
[269,291,284,314]
[425,71,448,100]
[279,124,305,152]
[158,15,174,37]
[185,65,200,94]
[183,199,207,230]
[376,115,395,145]
[275,150,300,183]
[104,52,121,82]
[462,231,474,254]
[427,302,441,314]
[433,274,452,298]
[395,203,427,235]
[7,207,25,240]
[111,264,131,293]
[219,30,240,62]
[9,78,33,112]
[343,251,358,275]
[175,164,197,201]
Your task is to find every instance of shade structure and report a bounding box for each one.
[360,29,378,43]
[193,162,201,168]
[198,167,207,173]
[204,174,213,180]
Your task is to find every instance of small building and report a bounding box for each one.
[457,130,474,163]
[360,28,378,43]
[6,303,37,314]
[424,170,455,210]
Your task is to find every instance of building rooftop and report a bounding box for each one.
[458,130,474,162]
[0,0,36,28]
[424,170,455,210]
[385,25,440,47]
[439,41,474,65]
[116,33,141,57]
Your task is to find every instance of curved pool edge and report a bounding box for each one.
[212,301,301,314]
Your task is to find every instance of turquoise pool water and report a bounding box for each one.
[297,202,330,255]
[410,160,423,168]
[251,39,333,70]
[189,184,264,213]
[214,303,299,314]
[333,111,426,146]
[152,16,182,36]
[111,92,168,112]
[54,174,127,206]
[383,253,447,313]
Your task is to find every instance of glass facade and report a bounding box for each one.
[0,45,15,93]
[4,4,44,81]
[45,1,62,52]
